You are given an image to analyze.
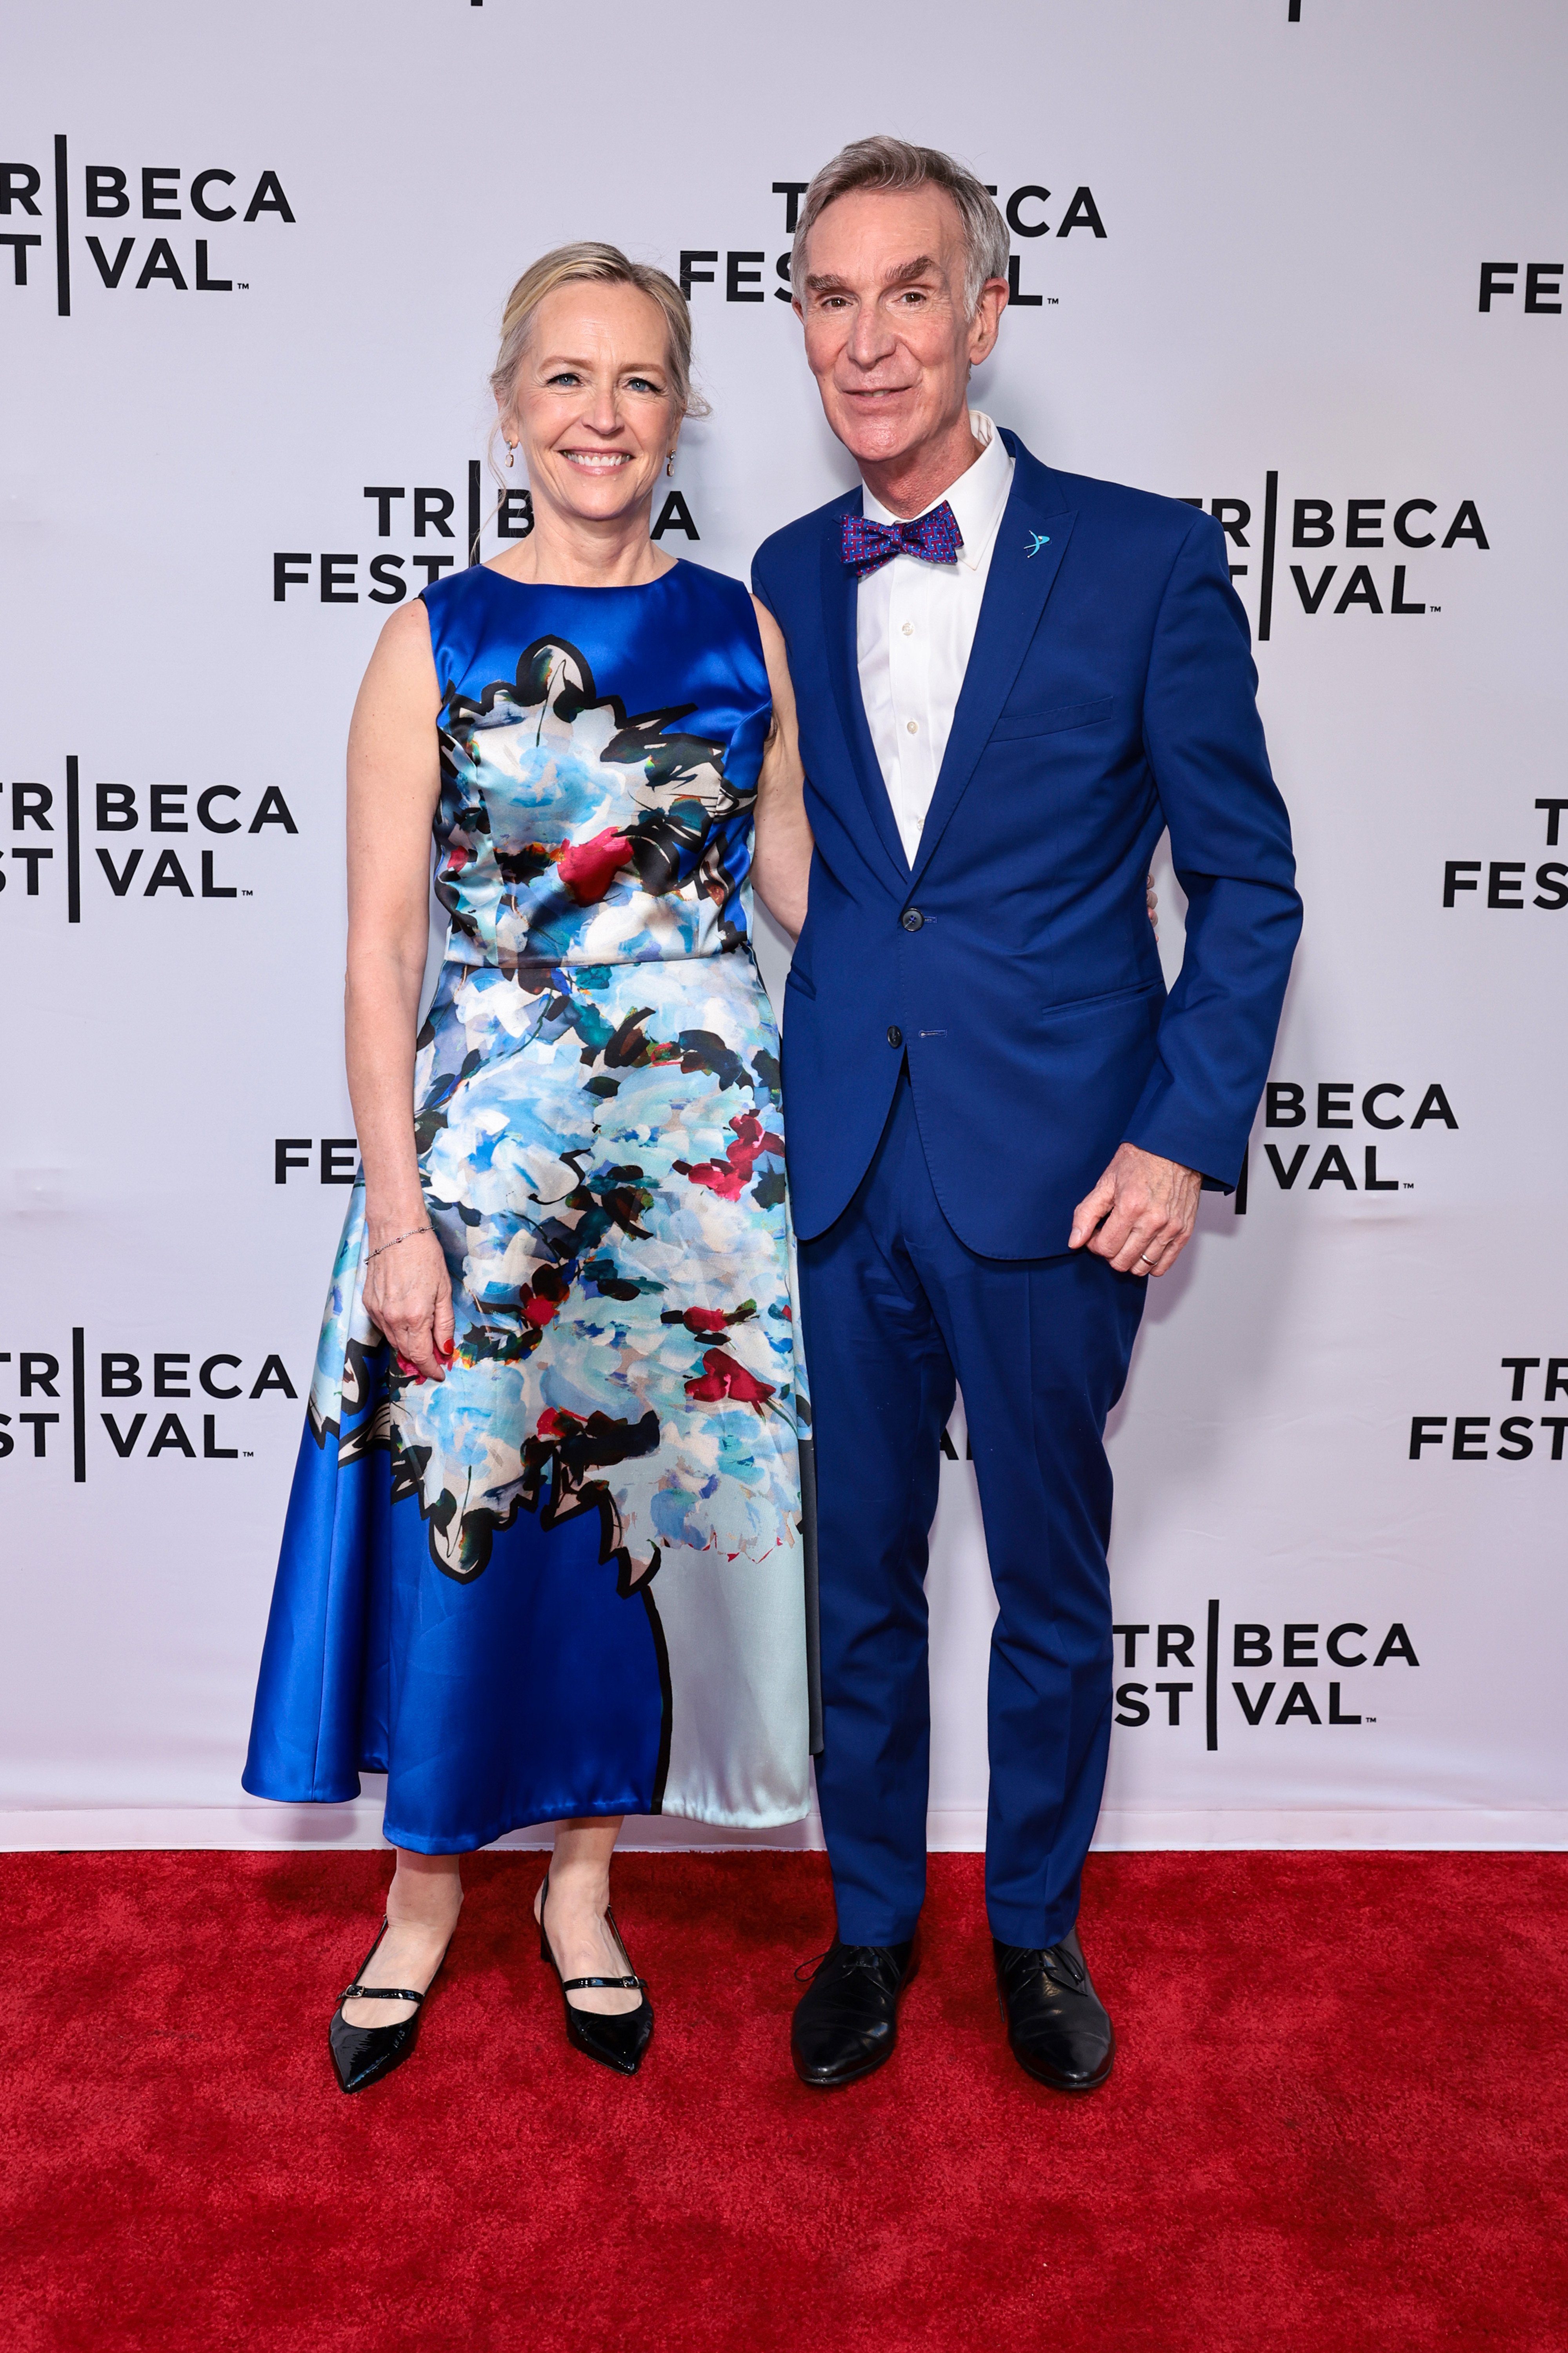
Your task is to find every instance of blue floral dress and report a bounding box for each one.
[244,561,811,1849]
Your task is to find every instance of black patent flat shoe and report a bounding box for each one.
[537,1873,654,2077]
[328,1917,451,2095]
[791,1938,916,2088]
[993,1926,1115,2093]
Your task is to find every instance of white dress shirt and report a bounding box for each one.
[856,411,1015,864]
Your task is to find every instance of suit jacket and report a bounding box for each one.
[751,430,1303,1257]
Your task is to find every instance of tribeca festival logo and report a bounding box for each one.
[0,1335,298,1481]
[272,465,699,611]
[1,137,295,312]
[0,761,298,920]
[1409,1355,1568,1467]
[1441,795,1568,916]
[675,172,1108,325]
[1477,260,1562,319]
[1111,1607,1419,1749]
[1174,482,1488,644]
[273,1135,359,1188]
[1232,1076,1457,1213]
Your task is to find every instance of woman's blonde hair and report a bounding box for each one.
[489,241,710,440]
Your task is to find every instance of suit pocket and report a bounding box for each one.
[990,695,1116,744]
[1040,978,1160,1018]
[784,963,817,1000]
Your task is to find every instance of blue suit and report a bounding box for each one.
[753,434,1301,1946]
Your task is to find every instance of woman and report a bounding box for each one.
[243,243,815,2091]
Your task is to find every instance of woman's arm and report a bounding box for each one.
[345,599,454,1382]
[749,596,814,941]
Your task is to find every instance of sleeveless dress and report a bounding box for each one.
[243,560,811,1849]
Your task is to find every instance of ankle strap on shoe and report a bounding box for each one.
[559,1974,645,1993]
[339,1982,428,2005]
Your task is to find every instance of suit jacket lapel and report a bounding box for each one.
[907,440,1077,895]
[818,510,911,888]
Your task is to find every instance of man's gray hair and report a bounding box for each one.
[790,136,1010,316]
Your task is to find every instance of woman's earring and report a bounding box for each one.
[506,442,516,469]
[666,453,675,478]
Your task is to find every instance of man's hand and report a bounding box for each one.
[1069,1144,1202,1277]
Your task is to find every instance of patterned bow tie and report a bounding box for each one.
[841,501,963,578]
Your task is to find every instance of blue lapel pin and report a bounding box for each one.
[1025,531,1051,558]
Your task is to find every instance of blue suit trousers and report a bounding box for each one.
[798,1073,1146,1948]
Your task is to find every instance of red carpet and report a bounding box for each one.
[4,1850,1564,2351]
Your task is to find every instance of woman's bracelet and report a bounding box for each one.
[366,1222,435,1264]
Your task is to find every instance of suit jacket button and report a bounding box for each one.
[901,908,924,931]
[887,1025,903,1048]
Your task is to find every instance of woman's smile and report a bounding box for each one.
[559,447,636,471]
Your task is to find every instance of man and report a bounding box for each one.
[751,138,1301,2093]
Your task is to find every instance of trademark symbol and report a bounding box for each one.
[1366,1717,1377,1724]
[236,282,249,291]
[243,1450,254,1458]
[1402,1182,1414,1189]
[241,889,254,897]
[1430,605,1440,613]
[1047,296,1059,305]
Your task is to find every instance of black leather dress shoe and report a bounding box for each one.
[791,1938,915,2088]
[993,1926,1115,2092]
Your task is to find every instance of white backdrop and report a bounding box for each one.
[2,0,1564,1852]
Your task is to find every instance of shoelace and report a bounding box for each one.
[794,1944,901,1987]
[1002,1942,1088,1996]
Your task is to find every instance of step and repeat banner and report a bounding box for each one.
[2,0,1563,1849]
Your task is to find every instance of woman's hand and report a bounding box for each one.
[363,1225,455,1383]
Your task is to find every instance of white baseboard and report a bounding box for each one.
[1085,1808,1568,1852]
[1,1804,1563,1853]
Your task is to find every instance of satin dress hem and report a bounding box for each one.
[382,1795,813,1853]
[238,1776,811,1853]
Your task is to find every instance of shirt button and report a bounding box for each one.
[887,1024,903,1048]
[906,719,918,735]
[902,621,915,636]
[901,908,924,932]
